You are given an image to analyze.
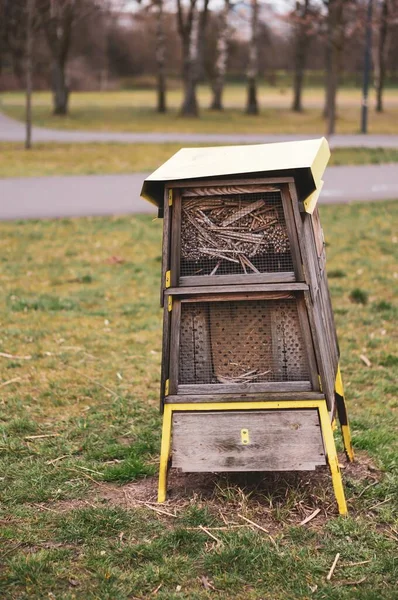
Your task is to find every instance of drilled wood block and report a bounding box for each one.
[178,298,311,388]
[172,410,326,472]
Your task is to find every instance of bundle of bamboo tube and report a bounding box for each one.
[181,197,290,273]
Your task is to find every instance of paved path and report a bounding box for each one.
[1,111,398,147]
[1,164,397,221]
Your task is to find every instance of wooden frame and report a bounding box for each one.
[288,181,340,411]
[166,291,319,397]
[165,180,302,288]
[160,178,344,411]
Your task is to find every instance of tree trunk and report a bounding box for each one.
[37,1,77,117]
[177,0,200,117]
[323,0,345,135]
[292,0,310,112]
[52,59,69,116]
[210,0,230,110]
[155,0,167,113]
[246,0,259,115]
[375,0,389,113]
[326,54,338,135]
[181,32,199,116]
[322,41,329,118]
[195,0,210,84]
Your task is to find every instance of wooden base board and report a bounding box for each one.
[172,410,326,472]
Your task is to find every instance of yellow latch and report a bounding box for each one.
[240,429,250,445]
[168,189,173,206]
[165,379,169,396]
[165,270,171,288]
[168,295,173,312]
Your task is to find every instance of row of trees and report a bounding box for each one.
[1,1,397,130]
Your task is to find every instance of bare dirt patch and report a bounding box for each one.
[98,451,382,534]
[28,452,382,536]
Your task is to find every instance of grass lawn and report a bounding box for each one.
[1,87,398,134]
[2,143,398,179]
[0,201,397,599]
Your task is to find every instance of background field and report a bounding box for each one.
[1,201,397,599]
[2,143,398,178]
[1,87,398,135]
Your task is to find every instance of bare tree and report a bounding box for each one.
[246,0,259,115]
[0,0,5,77]
[1,0,27,85]
[177,0,198,116]
[210,0,230,110]
[36,0,97,115]
[195,0,210,82]
[374,0,396,112]
[177,0,210,116]
[291,0,311,112]
[154,0,167,112]
[323,0,345,135]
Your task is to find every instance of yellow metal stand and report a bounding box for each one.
[158,398,353,515]
[158,404,173,503]
[335,365,354,462]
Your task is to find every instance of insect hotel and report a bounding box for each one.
[141,138,354,515]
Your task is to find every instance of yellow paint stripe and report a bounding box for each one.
[335,364,344,398]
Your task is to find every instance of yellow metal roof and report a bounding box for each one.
[141,137,330,215]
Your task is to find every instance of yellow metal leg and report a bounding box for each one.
[335,365,354,462]
[318,402,348,516]
[158,405,172,503]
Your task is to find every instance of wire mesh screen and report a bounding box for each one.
[179,299,310,386]
[180,192,293,277]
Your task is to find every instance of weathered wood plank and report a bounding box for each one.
[182,184,280,198]
[170,189,182,287]
[164,283,309,296]
[160,187,171,307]
[165,391,326,403]
[301,212,321,301]
[172,410,326,472]
[180,272,296,286]
[288,182,304,239]
[168,299,181,395]
[170,176,295,189]
[280,185,304,281]
[311,207,325,258]
[312,298,335,410]
[296,295,320,391]
[178,381,312,394]
[160,303,171,411]
[181,292,294,304]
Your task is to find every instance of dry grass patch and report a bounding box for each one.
[1,143,398,179]
[0,201,397,599]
